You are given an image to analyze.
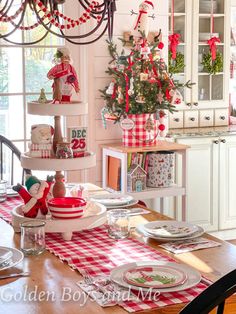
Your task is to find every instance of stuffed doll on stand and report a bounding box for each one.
[47,47,80,103]
[13,175,54,219]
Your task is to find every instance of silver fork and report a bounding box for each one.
[0,272,30,280]
[83,273,115,294]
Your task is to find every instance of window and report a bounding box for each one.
[0,20,64,183]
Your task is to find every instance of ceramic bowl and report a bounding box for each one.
[47,197,87,219]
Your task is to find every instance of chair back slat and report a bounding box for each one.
[0,135,31,185]
[180,269,236,314]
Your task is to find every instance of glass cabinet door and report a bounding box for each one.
[192,0,229,108]
[168,0,192,108]
[168,0,230,110]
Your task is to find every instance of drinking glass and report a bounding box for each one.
[0,180,7,202]
[20,220,46,256]
[107,209,130,239]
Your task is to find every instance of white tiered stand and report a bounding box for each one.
[17,101,100,240]
[21,101,96,197]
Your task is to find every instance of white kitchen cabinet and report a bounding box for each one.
[168,0,230,126]
[175,134,236,231]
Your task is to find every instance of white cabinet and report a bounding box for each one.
[175,134,236,231]
[168,0,230,126]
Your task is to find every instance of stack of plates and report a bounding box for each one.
[200,0,217,13]
[110,261,202,293]
[0,247,24,271]
[89,193,138,209]
[137,220,204,242]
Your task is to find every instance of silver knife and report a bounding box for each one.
[0,272,30,279]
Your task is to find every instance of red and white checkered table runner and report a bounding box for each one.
[1,198,209,313]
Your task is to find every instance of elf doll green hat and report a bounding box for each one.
[25,176,41,191]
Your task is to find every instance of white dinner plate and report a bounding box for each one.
[123,264,187,289]
[7,187,19,198]
[137,224,205,242]
[106,199,139,209]
[143,221,199,238]
[0,248,13,265]
[0,247,24,271]
[110,261,201,293]
[90,194,134,206]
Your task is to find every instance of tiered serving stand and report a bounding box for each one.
[16,101,102,240]
[21,101,96,197]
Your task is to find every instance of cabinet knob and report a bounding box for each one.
[220,116,226,120]
[189,117,195,121]
[186,103,191,107]
[214,140,219,144]
[174,118,180,122]
[193,102,198,106]
[221,139,226,143]
[205,116,211,120]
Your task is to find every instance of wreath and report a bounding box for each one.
[201,51,223,75]
[168,51,185,74]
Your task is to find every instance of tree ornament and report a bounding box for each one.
[117,86,124,104]
[140,72,149,81]
[106,81,115,95]
[158,124,165,131]
[128,77,135,95]
[135,93,146,103]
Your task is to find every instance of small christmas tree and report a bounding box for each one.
[100,36,192,121]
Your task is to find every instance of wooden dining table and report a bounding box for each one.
[1,204,236,314]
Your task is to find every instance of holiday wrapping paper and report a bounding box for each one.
[122,114,158,147]
[147,152,174,188]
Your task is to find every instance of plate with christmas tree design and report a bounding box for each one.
[123,265,187,289]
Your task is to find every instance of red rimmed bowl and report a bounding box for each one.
[47,197,86,219]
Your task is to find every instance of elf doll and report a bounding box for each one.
[13,175,54,218]
[47,47,80,103]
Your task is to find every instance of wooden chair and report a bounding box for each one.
[0,135,31,185]
[180,269,236,314]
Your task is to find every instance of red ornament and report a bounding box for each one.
[158,124,165,131]
[158,42,164,50]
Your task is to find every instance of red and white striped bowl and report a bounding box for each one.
[47,197,86,219]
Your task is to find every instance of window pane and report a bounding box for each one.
[26,95,54,139]
[0,48,23,93]
[0,95,24,140]
[24,48,57,93]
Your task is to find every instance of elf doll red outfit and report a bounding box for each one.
[47,47,79,103]
[13,175,54,218]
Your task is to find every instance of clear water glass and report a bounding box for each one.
[0,180,7,202]
[107,209,130,239]
[20,220,46,256]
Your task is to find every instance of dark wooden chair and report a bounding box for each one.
[180,269,236,314]
[0,135,31,185]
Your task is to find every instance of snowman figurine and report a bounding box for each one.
[133,0,154,38]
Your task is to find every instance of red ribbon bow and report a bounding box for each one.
[168,33,181,60]
[207,36,221,61]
